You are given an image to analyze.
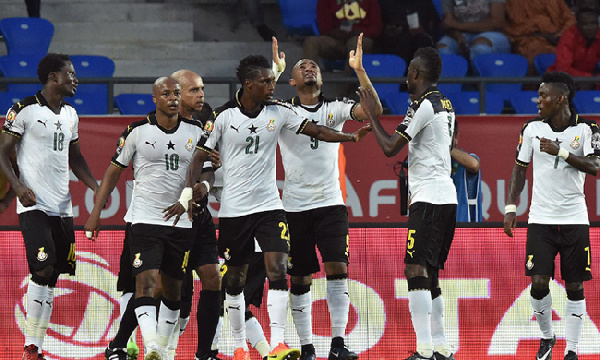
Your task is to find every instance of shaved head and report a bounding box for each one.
[153,76,179,95]
[171,69,202,89]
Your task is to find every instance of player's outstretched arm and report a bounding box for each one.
[84,164,123,240]
[350,33,383,120]
[503,165,527,238]
[69,142,99,192]
[301,119,371,143]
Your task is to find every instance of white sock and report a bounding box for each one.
[167,319,182,352]
[531,293,554,339]
[565,299,586,355]
[120,292,134,319]
[157,301,180,348]
[25,280,48,347]
[267,289,289,348]
[431,295,451,356]
[291,291,313,346]
[37,287,54,353]
[179,316,190,336]
[327,279,349,339]
[246,316,267,348]
[408,290,433,358]
[135,304,157,347]
[211,316,224,351]
[226,292,247,350]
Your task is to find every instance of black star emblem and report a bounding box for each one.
[248,124,258,134]
[54,121,62,130]
[167,141,175,150]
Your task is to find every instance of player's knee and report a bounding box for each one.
[199,265,222,291]
[566,288,585,301]
[268,278,288,291]
[33,265,54,281]
[290,282,311,295]
[265,261,287,280]
[530,276,550,291]
[530,286,550,300]
[31,272,51,286]
[404,264,426,279]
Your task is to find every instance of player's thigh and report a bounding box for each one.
[219,216,258,266]
[50,215,76,275]
[189,211,219,270]
[526,224,560,277]
[314,205,350,265]
[254,210,290,254]
[129,223,167,278]
[161,226,194,281]
[117,223,136,293]
[559,225,593,283]
[287,210,320,276]
[405,202,455,268]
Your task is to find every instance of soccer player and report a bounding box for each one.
[164,55,371,360]
[361,47,457,360]
[273,34,383,360]
[504,71,599,360]
[0,53,99,360]
[85,76,205,360]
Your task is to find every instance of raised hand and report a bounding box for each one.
[348,33,365,72]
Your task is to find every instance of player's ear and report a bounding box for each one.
[289,78,296,87]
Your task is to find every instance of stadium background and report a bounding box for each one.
[0,115,599,358]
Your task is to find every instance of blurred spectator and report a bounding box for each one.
[230,0,276,41]
[436,0,510,65]
[24,0,40,17]
[377,0,441,63]
[572,0,600,11]
[504,0,575,75]
[451,120,482,222]
[303,0,382,69]
[547,7,600,84]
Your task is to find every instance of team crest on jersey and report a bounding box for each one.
[570,136,580,149]
[204,120,214,133]
[116,136,125,155]
[223,248,231,260]
[37,247,48,261]
[326,113,335,127]
[526,255,534,270]
[185,138,194,151]
[267,119,276,132]
[132,253,143,268]
[592,132,600,150]
[4,110,16,128]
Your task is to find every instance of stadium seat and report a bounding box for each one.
[510,91,540,114]
[473,53,528,101]
[0,92,30,113]
[0,17,54,55]
[69,92,108,115]
[432,0,443,17]
[439,54,468,94]
[533,53,556,75]
[451,91,504,115]
[362,54,406,106]
[382,92,411,115]
[69,54,116,94]
[277,0,319,36]
[114,93,155,115]
[573,90,600,114]
[0,54,45,93]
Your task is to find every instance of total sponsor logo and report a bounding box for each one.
[15,252,120,359]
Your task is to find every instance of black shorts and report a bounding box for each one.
[218,210,289,266]
[287,205,349,276]
[117,223,135,293]
[188,208,219,269]
[221,252,267,308]
[526,223,593,282]
[129,223,193,280]
[19,210,76,276]
[404,202,456,269]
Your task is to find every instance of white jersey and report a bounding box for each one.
[2,92,79,216]
[395,87,457,205]
[201,91,308,217]
[516,114,600,224]
[111,113,205,228]
[279,95,358,212]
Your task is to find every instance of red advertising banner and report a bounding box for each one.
[2,115,600,225]
[0,227,598,359]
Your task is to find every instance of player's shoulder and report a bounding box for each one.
[9,94,38,115]
[267,99,295,111]
[576,115,599,132]
[121,117,150,138]
[212,99,238,119]
[181,116,204,129]
[520,117,544,132]
[418,90,454,114]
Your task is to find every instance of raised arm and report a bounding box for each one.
[69,141,99,192]
[451,148,480,174]
[503,164,527,237]
[349,33,383,119]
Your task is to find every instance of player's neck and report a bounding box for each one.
[296,86,321,105]
[40,88,63,110]
[240,94,262,113]
[179,107,193,120]
[155,112,179,130]
[548,107,571,128]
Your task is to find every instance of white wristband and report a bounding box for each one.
[201,180,210,193]
[504,204,517,214]
[558,147,569,160]
[179,187,193,211]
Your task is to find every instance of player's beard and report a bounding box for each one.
[304,79,317,86]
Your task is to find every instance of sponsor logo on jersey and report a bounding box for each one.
[116,136,125,155]
[185,138,194,151]
[37,247,48,261]
[526,254,534,270]
[326,113,335,127]
[571,136,580,150]
[5,110,16,128]
[133,252,143,268]
[267,119,276,132]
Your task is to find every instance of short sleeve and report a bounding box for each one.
[516,123,533,166]
[111,126,137,169]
